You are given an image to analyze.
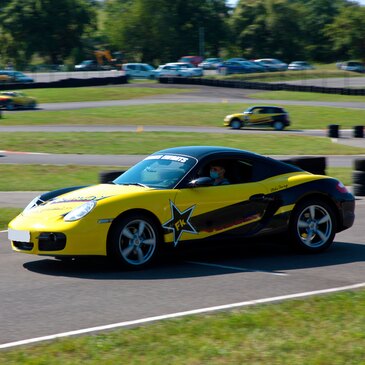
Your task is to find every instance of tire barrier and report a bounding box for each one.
[353,125,364,138]
[0,75,128,91]
[353,158,365,196]
[328,124,340,138]
[99,170,125,183]
[158,77,365,96]
[281,157,326,175]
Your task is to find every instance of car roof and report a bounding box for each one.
[154,146,262,160]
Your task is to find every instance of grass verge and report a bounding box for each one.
[2,103,365,130]
[0,289,364,364]
[248,90,365,102]
[1,132,364,155]
[0,166,353,192]
[19,86,193,103]
[209,69,364,83]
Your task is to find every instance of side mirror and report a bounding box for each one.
[187,177,213,187]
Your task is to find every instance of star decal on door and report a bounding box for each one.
[162,200,197,246]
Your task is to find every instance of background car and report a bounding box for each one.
[198,58,223,70]
[154,64,197,78]
[254,58,288,71]
[178,55,204,66]
[122,63,156,79]
[224,105,290,130]
[0,91,37,110]
[166,62,203,76]
[0,70,34,83]
[288,61,315,71]
[74,60,100,71]
[339,61,365,73]
[8,146,355,269]
[217,61,254,75]
[226,57,247,62]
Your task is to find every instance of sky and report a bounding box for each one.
[227,0,365,6]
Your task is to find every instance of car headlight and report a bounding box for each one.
[64,201,96,222]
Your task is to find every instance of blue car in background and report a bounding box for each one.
[217,60,265,75]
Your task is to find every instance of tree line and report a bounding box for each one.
[0,0,364,69]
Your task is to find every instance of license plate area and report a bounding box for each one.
[8,229,31,242]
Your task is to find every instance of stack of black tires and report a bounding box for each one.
[353,159,365,196]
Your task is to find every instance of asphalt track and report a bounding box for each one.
[0,82,364,348]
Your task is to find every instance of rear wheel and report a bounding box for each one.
[108,213,161,269]
[273,120,285,131]
[289,199,336,253]
[231,119,242,130]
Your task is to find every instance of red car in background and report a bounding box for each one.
[178,56,204,67]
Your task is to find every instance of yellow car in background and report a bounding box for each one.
[0,91,37,110]
[224,105,290,130]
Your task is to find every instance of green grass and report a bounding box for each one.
[210,69,365,83]
[0,165,125,191]
[0,289,364,364]
[0,165,353,192]
[2,103,365,130]
[18,86,193,103]
[1,208,22,229]
[1,132,364,155]
[248,90,365,102]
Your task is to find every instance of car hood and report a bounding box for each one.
[24,184,153,217]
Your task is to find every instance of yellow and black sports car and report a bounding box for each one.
[224,105,290,130]
[0,91,37,110]
[8,146,355,269]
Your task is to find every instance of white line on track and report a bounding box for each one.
[0,230,7,233]
[185,260,288,276]
[1,282,364,349]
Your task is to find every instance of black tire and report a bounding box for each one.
[352,170,365,184]
[28,101,37,109]
[289,199,337,253]
[6,101,14,110]
[353,184,365,196]
[230,119,242,130]
[289,157,326,175]
[272,120,285,131]
[99,170,125,183]
[107,213,162,269]
[354,159,365,171]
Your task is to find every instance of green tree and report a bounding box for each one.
[325,3,365,62]
[230,0,303,61]
[0,0,97,65]
[103,0,229,64]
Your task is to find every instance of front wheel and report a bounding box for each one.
[289,199,336,253]
[108,213,161,269]
[231,119,242,130]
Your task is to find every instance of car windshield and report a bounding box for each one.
[113,154,197,189]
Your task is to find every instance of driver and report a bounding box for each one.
[209,163,229,186]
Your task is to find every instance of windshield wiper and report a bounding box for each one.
[120,183,149,188]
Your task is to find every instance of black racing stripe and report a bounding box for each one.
[191,199,267,233]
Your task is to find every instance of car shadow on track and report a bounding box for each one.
[22,237,365,280]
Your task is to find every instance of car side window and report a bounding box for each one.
[197,158,253,185]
